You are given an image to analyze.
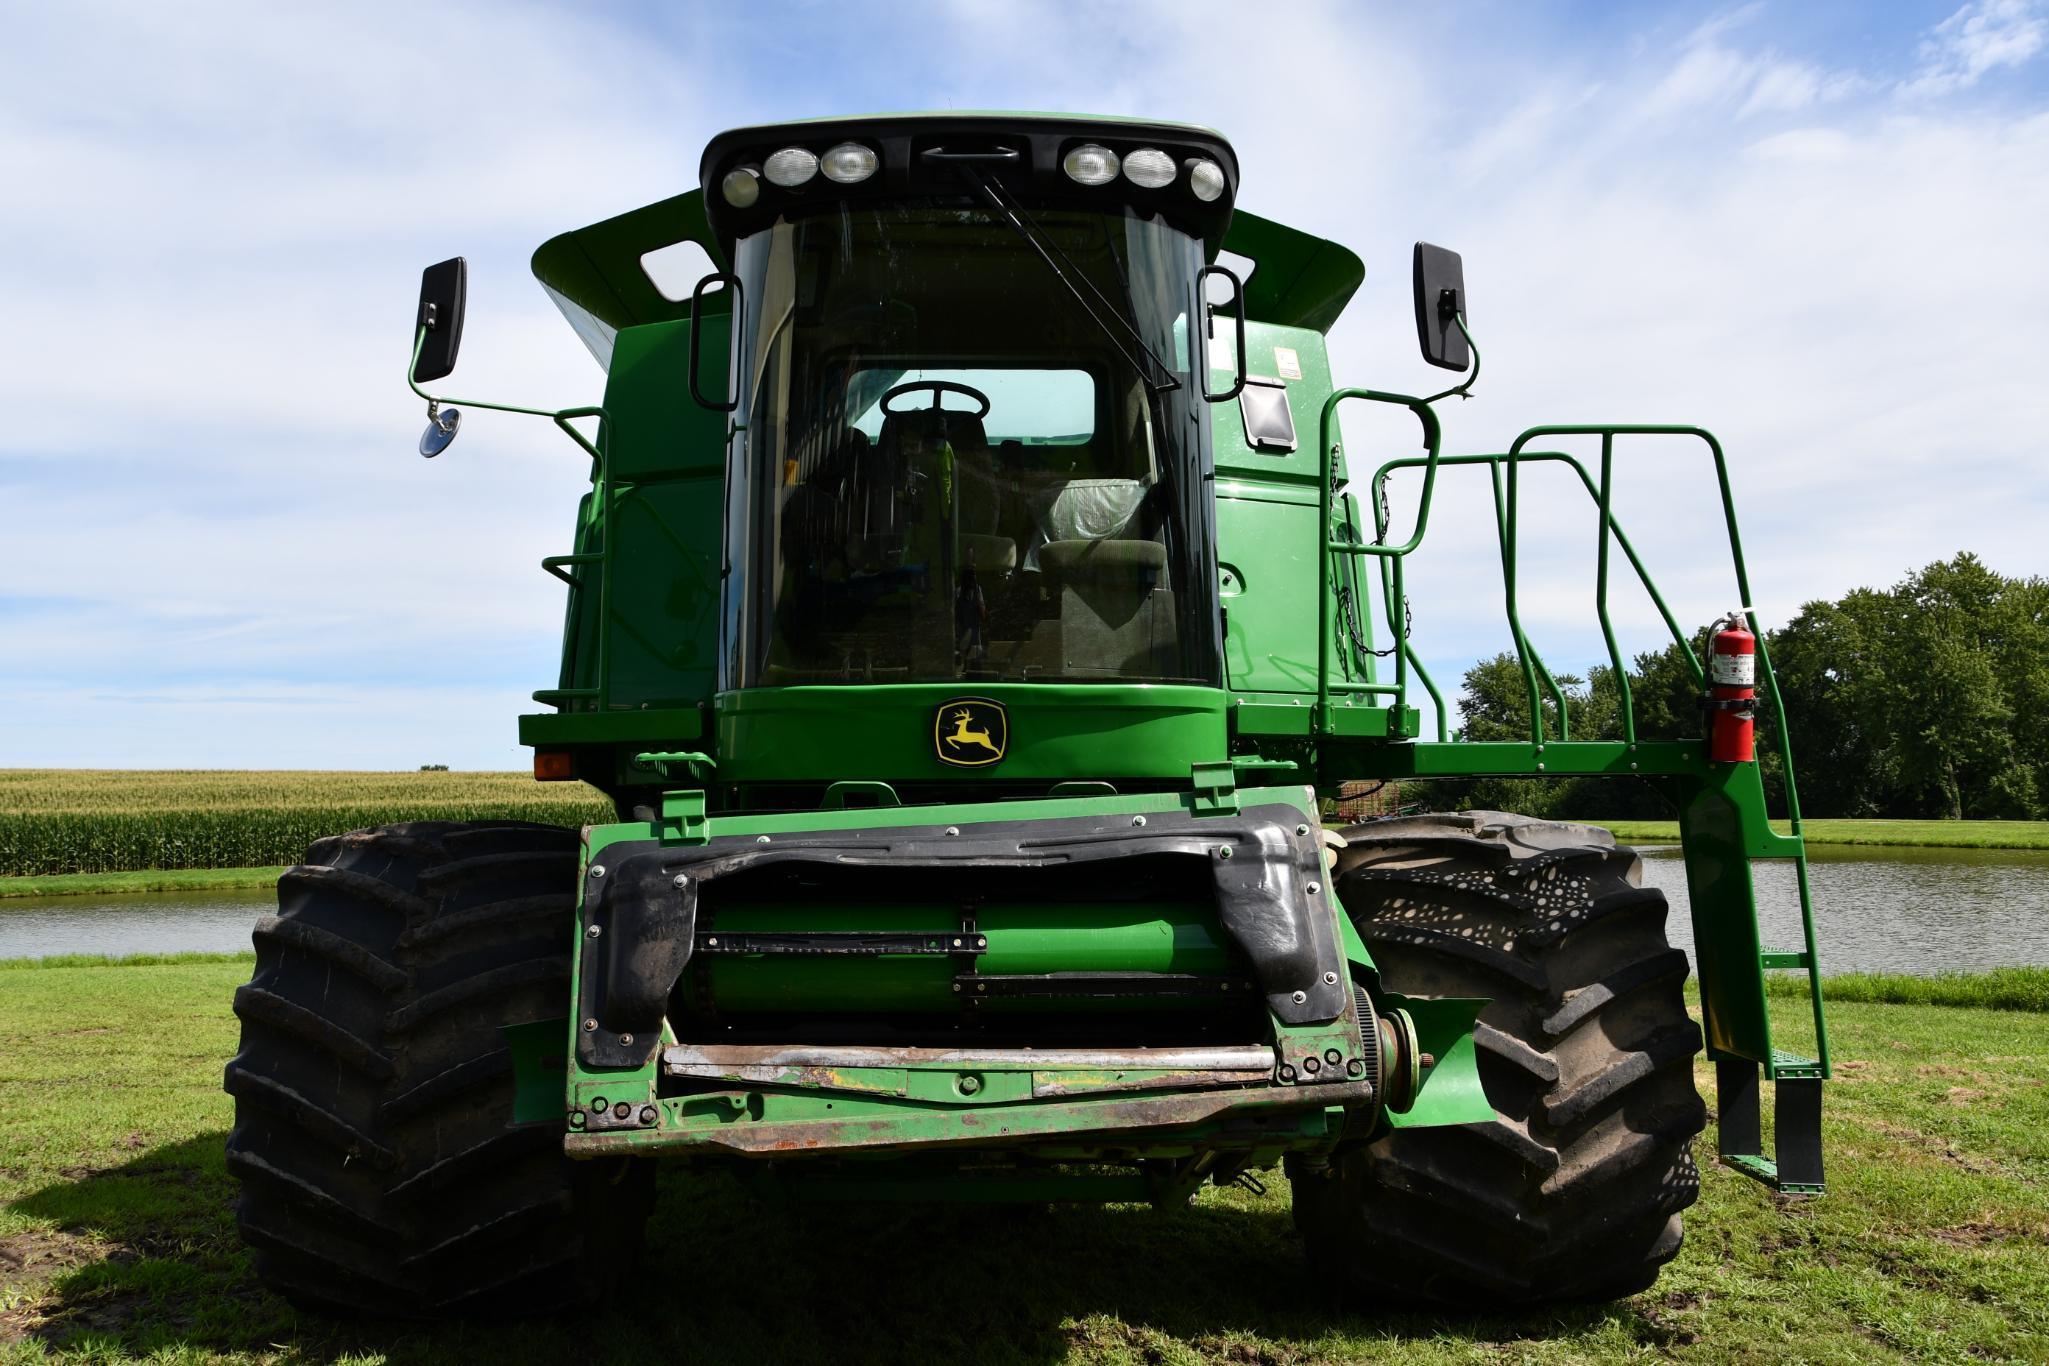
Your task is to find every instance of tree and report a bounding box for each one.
[1421,554,2048,823]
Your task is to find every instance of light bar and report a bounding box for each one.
[763,147,819,187]
[1061,144,1120,186]
[821,142,878,184]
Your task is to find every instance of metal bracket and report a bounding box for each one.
[1191,761,1239,815]
[660,789,708,846]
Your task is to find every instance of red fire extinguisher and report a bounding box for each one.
[1706,612,1756,763]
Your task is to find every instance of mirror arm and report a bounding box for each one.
[1419,313,1481,405]
[407,326,608,464]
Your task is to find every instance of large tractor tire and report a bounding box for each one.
[224,821,649,1317]
[1290,812,1706,1306]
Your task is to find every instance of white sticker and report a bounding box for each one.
[1208,334,1235,372]
[1710,652,1755,686]
[1274,346,1302,380]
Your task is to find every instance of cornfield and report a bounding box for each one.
[0,770,613,876]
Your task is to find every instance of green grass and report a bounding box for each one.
[1601,817,2049,850]
[0,868,284,900]
[5,965,2049,1361]
[1766,965,2049,1012]
[0,770,610,877]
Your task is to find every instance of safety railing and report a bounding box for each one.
[1314,404,1828,1077]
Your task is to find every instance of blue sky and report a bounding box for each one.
[2,0,2045,768]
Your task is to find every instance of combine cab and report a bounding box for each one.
[225,114,1829,1315]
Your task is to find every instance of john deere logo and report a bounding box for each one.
[935,698,1007,768]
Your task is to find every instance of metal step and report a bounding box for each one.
[1715,1056,1824,1195]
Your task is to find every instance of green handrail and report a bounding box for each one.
[1366,449,1712,732]
[1492,462,1572,744]
[1315,389,1444,736]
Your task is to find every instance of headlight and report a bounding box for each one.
[821,142,879,184]
[721,168,761,208]
[763,147,819,187]
[1189,159,1226,202]
[1122,147,1175,189]
[1061,143,1120,186]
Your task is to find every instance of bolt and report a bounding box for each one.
[1536,763,1546,772]
[952,982,963,993]
[756,835,771,844]
[589,865,605,879]
[619,1033,634,1047]
[1322,971,1339,985]
[673,873,689,888]
[1630,763,1639,771]
[1217,846,1234,861]
[1307,880,1321,894]
[1296,824,1310,836]
[1290,990,1307,1005]
[945,826,961,837]
[1132,814,1147,827]
[952,937,962,948]
[976,982,986,993]
[586,924,602,939]
[590,1098,607,1113]
[613,1102,631,1120]
[1302,1055,1321,1074]
[569,1110,586,1128]
[1420,1052,1438,1070]
[582,1018,598,1032]
[1279,1063,1297,1082]
[976,937,987,949]
[708,936,719,947]
[639,1105,658,1126]
[958,1075,982,1095]
[1346,1058,1365,1078]
[1325,1048,1343,1066]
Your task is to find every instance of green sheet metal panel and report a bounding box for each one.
[714,683,1228,784]
[1212,320,1372,697]
[561,318,729,714]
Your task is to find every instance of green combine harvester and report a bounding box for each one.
[225,114,1831,1315]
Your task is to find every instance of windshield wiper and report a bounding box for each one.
[954,165,1182,394]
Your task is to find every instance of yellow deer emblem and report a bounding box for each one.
[934,699,1007,767]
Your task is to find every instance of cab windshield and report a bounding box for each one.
[723,201,1220,687]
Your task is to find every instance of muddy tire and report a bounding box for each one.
[1289,811,1705,1306]
[224,821,649,1317]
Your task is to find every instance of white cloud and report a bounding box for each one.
[1904,0,2047,97]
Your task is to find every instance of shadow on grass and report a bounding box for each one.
[7,1135,1683,1363]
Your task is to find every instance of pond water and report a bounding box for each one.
[1642,843,2049,976]
[0,887,274,960]
[4,845,2049,975]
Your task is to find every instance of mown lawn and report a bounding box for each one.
[3,961,2047,1363]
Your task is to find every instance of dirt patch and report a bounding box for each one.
[0,1228,99,1343]
[1868,1120,2002,1175]
[1946,1087,1989,1106]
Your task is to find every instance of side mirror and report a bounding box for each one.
[412,257,468,384]
[1411,242,1469,371]
[687,270,743,413]
[1197,263,1246,403]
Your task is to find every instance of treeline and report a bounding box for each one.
[1425,554,2049,821]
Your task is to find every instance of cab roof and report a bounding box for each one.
[531,114,1363,367]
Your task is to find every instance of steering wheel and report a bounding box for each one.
[879,379,991,420]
